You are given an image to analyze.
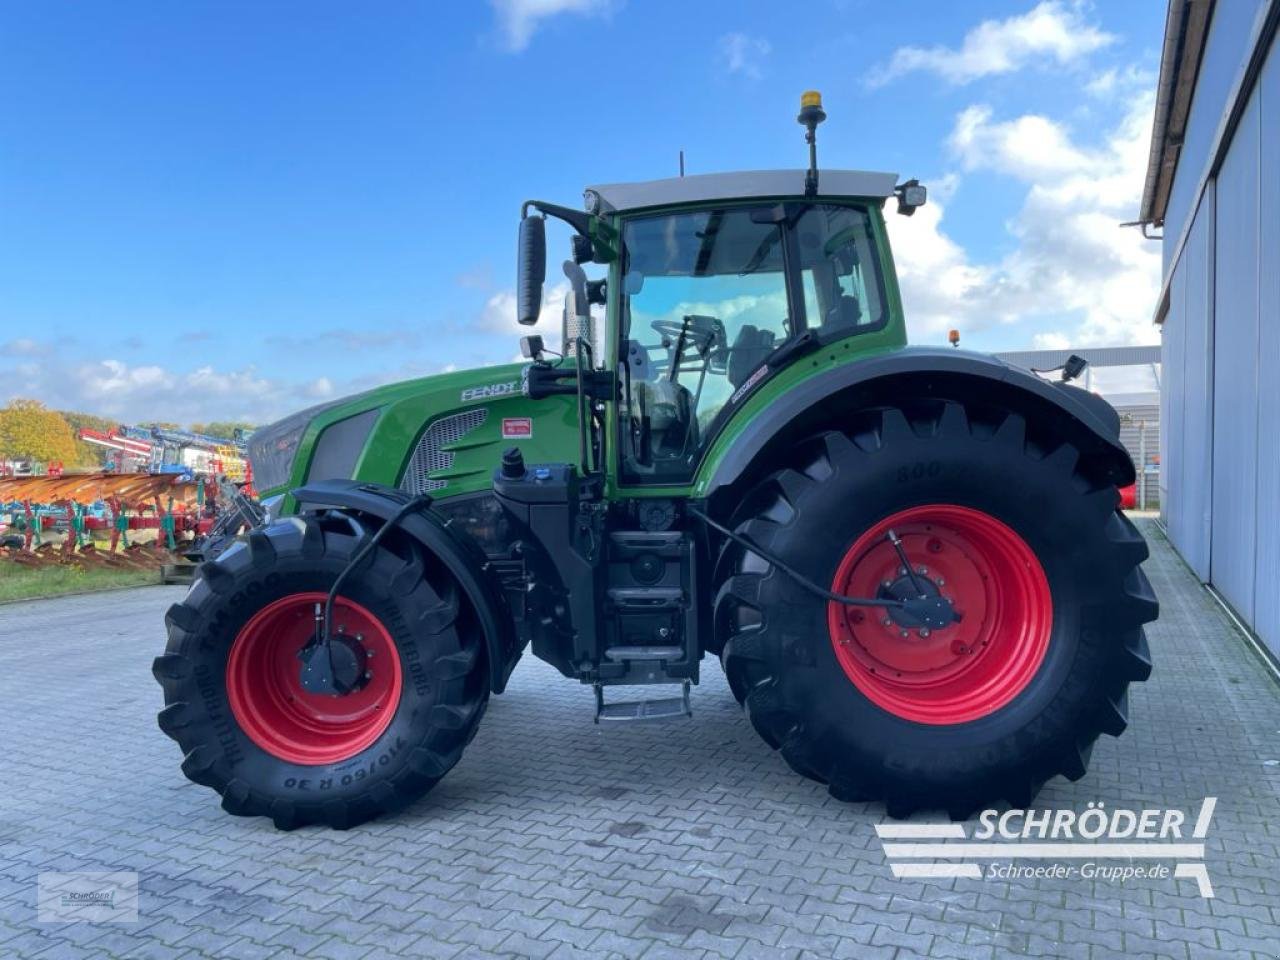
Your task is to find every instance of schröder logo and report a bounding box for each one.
[874,797,1217,898]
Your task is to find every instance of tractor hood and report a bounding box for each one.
[249,362,580,502]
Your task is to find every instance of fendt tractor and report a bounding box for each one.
[154,94,1156,829]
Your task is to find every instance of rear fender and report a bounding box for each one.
[292,479,520,694]
[700,346,1134,505]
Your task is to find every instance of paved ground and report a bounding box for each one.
[1,519,1278,960]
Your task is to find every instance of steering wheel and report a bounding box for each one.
[650,315,728,375]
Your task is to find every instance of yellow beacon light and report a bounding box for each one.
[797,91,827,196]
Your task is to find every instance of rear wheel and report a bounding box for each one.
[153,514,488,829]
[714,400,1156,818]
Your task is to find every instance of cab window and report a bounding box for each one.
[618,202,885,484]
[795,205,886,332]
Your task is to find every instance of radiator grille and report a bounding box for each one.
[400,409,488,494]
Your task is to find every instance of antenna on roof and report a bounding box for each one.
[797,91,826,197]
[679,150,685,178]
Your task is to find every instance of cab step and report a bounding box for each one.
[603,645,683,661]
[593,681,692,723]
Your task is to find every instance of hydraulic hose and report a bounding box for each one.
[315,494,433,685]
[687,505,904,610]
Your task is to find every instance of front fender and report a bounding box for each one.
[698,346,1134,498]
[292,479,520,694]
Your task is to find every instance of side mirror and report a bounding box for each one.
[517,215,546,326]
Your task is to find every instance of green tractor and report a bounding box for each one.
[154,94,1155,829]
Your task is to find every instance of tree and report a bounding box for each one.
[0,399,79,465]
[190,420,256,440]
[61,409,123,468]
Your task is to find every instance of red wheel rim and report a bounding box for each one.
[226,591,403,764]
[827,505,1051,724]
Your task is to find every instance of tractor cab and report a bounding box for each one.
[515,92,927,492]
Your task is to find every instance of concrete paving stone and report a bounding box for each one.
[2,520,1280,959]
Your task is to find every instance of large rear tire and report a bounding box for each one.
[713,400,1156,818]
[153,513,488,829]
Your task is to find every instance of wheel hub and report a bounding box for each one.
[298,630,371,697]
[880,574,957,630]
[226,592,403,765]
[828,505,1052,725]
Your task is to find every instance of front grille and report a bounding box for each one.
[400,409,488,494]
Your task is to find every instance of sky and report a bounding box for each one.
[0,0,1167,425]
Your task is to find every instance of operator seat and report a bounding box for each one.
[727,325,777,388]
[825,295,862,330]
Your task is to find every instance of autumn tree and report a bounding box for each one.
[61,409,123,468]
[190,420,255,440]
[0,399,79,465]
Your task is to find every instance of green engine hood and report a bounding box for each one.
[251,362,583,504]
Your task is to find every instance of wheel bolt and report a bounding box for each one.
[899,630,908,638]
[937,578,945,586]
[882,617,892,627]
[919,628,930,638]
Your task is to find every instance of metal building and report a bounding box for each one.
[1140,0,1279,657]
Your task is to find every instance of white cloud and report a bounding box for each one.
[869,1,1115,87]
[479,280,572,350]
[490,0,612,52]
[304,377,334,399]
[718,33,771,80]
[949,105,1094,179]
[1084,64,1156,100]
[2,338,47,356]
[887,88,1160,349]
[4,358,321,425]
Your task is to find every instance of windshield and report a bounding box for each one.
[619,202,886,483]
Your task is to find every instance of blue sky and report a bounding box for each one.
[0,1,1166,425]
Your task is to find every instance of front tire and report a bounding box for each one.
[153,514,488,829]
[714,400,1156,818]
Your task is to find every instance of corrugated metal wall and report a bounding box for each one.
[1253,40,1280,654]
[1164,0,1269,267]
[1161,193,1216,579]
[1163,26,1279,656]
[1211,75,1261,626]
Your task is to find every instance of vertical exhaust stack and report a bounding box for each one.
[797,90,827,197]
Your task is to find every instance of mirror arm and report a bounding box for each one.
[522,200,592,237]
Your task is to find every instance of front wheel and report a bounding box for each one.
[714,400,1157,818]
[153,514,488,829]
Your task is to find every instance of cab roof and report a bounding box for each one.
[586,169,899,215]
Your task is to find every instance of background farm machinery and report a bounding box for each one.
[0,471,260,578]
[0,418,260,577]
